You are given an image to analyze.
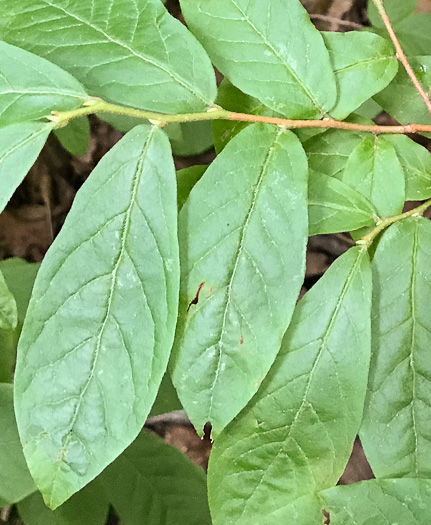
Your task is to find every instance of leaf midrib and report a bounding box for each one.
[228,0,327,116]
[41,0,211,107]
[207,129,284,423]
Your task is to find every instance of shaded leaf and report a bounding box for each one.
[0,384,35,507]
[53,117,90,157]
[341,135,405,217]
[180,0,337,118]
[374,56,431,128]
[367,0,417,28]
[0,0,216,113]
[100,431,211,525]
[208,247,372,525]
[17,481,109,525]
[385,134,431,200]
[0,121,52,214]
[322,479,431,524]
[394,14,431,56]
[177,165,207,211]
[360,218,431,478]
[212,79,280,153]
[0,270,17,332]
[166,121,213,157]
[14,125,179,508]
[322,31,398,120]
[148,373,182,418]
[308,169,377,235]
[304,127,366,179]
[170,123,308,436]
[0,40,88,127]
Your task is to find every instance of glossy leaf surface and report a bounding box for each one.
[17,481,109,525]
[0,384,35,507]
[308,169,377,235]
[14,125,179,508]
[180,0,337,118]
[0,121,52,214]
[323,479,431,524]
[171,123,308,435]
[323,31,398,120]
[342,135,405,217]
[0,41,87,127]
[101,431,211,525]
[208,247,372,525]
[361,218,431,478]
[384,134,431,200]
[0,0,216,113]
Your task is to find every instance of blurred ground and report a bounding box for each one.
[1,0,431,523]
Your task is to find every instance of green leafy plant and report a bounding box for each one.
[0,0,431,523]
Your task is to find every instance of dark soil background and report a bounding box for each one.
[1,0,431,523]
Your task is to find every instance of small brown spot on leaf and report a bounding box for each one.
[187,281,205,312]
[209,286,214,294]
[239,335,244,345]
[322,509,330,524]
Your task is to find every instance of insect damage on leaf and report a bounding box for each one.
[187,281,205,312]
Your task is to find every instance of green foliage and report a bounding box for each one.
[0,0,431,522]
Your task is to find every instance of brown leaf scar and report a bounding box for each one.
[187,281,205,312]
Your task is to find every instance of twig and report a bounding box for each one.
[309,14,363,31]
[372,0,431,114]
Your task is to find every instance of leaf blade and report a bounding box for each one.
[360,218,431,478]
[171,123,308,435]
[100,431,211,525]
[308,169,377,235]
[0,0,216,113]
[0,40,88,127]
[180,0,337,118]
[208,246,372,525]
[0,121,52,214]
[14,124,179,508]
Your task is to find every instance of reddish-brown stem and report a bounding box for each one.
[378,10,431,114]
[229,112,431,134]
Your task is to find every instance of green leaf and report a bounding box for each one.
[180,0,337,119]
[308,169,377,235]
[208,246,372,525]
[0,270,17,332]
[17,482,109,525]
[14,124,180,509]
[341,135,405,217]
[166,121,213,157]
[212,79,280,153]
[100,431,211,525]
[148,372,182,418]
[322,31,398,120]
[53,117,90,157]
[0,259,40,383]
[0,0,216,114]
[322,479,431,524]
[0,383,35,507]
[374,56,431,128]
[0,40,88,127]
[177,165,207,211]
[171,123,308,436]
[385,134,431,200]
[368,0,417,28]
[304,127,366,179]
[360,218,431,478]
[0,121,52,214]
[395,15,431,56]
